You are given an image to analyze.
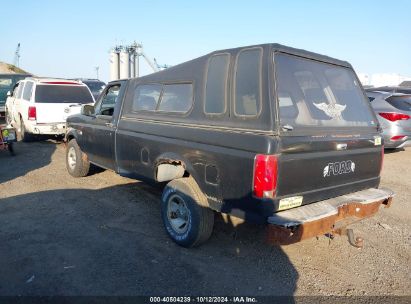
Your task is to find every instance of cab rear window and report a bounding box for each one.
[35,85,94,104]
[275,53,376,128]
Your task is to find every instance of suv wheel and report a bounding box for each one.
[5,108,12,126]
[66,139,90,177]
[20,117,33,142]
[8,142,15,156]
[161,177,214,247]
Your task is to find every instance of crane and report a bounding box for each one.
[13,43,21,67]
[139,50,159,73]
[154,58,171,70]
[129,41,170,73]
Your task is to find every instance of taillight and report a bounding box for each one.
[253,154,278,198]
[28,106,37,120]
[391,135,406,141]
[378,112,410,122]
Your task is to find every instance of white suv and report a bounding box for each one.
[5,78,94,141]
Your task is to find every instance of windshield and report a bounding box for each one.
[275,53,376,129]
[0,75,30,104]
[83,81,105,92]
[35,85,94,104]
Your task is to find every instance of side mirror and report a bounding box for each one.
[81,104,95,116]
[6,91,11,97]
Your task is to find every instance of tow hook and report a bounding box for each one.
[341,228,364,248]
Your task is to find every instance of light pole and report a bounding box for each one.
[95,66,99,79]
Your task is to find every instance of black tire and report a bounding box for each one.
[8,142,15,156]
[66,139,90,177]
[5,108,12,126]
[20,117,33,142]
[161,177,214,247]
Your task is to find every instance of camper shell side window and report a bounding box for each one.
[234,47,263,118]
[131,82,193,114]
[204,53,230,116]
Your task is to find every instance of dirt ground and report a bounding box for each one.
[0,140,409,296]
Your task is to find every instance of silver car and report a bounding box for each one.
[366,90,411,149]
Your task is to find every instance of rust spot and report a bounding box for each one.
[383,197,393,208]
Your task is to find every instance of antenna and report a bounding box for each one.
[13,43,21,67]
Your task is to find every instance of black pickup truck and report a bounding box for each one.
[65,43,394,247]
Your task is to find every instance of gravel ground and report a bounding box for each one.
[0,140,409,296]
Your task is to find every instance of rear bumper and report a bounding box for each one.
[267,188,394,245]
[383,131,411,149]
[384,136,411,149]
[26,122,66,135]
[396,140,411,149]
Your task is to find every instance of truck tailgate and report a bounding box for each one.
[276,134,384,206]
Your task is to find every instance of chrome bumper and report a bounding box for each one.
[267,188,394,245]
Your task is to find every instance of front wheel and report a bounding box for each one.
[161,177,214,247]
[66,139,90,177]
[5,108,13,126]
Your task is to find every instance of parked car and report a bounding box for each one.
[0,73,31,122]
[366,90,411,149]
[72,78,106,100]
[399,80,411,87]
[65,43,393,248]
[6,78,94,141]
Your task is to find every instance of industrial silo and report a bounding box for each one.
[109,51,119,81]
[129,51,136,78]
[119,50,130,79]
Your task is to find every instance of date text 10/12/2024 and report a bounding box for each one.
[149,297,258,303]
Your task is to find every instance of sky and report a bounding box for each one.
[1,0,410,82]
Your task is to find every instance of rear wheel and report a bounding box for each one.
[161,177,214,247]
[20,117,33,142]
[66,139,90,177]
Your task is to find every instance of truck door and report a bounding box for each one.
[84,82,125,170]
[6,82,20,123]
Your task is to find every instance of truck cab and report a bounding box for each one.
[66,43,393,248]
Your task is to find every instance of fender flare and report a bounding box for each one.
[65,127,78,143]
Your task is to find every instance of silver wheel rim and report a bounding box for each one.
[167,194,190,234]
[67,147,77,170]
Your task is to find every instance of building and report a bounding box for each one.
[358,73,411,87]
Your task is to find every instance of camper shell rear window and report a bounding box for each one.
[274,53,376,128]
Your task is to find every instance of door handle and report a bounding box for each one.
[105,122,114,128]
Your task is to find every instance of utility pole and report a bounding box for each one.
[95,66,99,79]
[14,43,21,67]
